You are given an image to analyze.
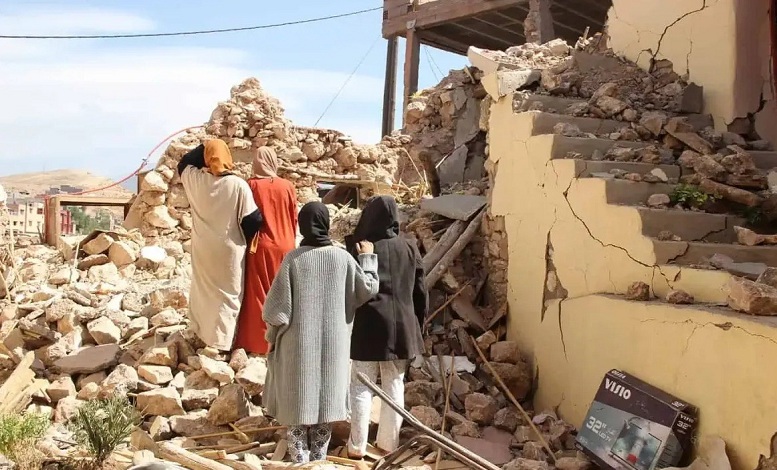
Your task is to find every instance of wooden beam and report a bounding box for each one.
[382,0,526,38]
[449,21,519,49]
[420,30,472,55]
[55,195,133,206]
[402,28,421,126]
[381,36,399,137]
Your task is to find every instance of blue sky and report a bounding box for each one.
[0,1,465,181]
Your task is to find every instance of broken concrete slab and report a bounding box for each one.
[482,69,541,99]
[54,344,121,374]
[727,277,777,315]
[438,146,469,187]
[680,83,704,114]
[454,434,513,466]
[420,194,486,221]
[710,254,767,280]
[468,46,522,75]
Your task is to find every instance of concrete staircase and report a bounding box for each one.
[494,94,777,306]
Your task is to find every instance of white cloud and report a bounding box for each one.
[0,6,384,180]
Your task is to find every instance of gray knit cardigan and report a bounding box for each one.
[262,246,379,426]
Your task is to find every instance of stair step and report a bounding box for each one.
[571,160,681,179]
[530,112,629,136]
[750,151,777,170]
[547,135,673,161]
[653,239,777,267]
[603,179,675,206]
[515,94,585,114]
[634,207,744,242]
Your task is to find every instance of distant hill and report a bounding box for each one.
[0,169,134,199]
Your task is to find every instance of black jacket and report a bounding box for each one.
[346,196,428,361]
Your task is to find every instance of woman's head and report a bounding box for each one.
[353,195,399,242]
[299,201,332,248]
[204,139,234,176]
[253,147,279,179]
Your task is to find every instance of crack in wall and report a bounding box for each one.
[650,0,709,67]
[639,318,777,347]
[558,298,568,361]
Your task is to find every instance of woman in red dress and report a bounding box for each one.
[234,147,298,355]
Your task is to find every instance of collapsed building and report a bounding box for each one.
[2,0,777,469]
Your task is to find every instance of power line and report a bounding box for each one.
[314,36,382,127]
[0,6,381,39]
[426,46,446,79]
[424,46,441,82]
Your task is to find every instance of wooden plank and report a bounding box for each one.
[54,195,133,206]
[157,442,234,470]
[383,0,525,37]
[381,36,399,137]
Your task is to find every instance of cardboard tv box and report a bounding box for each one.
[575,369,698,470]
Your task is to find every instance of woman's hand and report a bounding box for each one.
[356,241,374,254]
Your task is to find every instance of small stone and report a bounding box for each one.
[87,317,121,345]
[622,108,639,122]
[553,122,583,137]
[108,241,138,267]
[207,383,252,425]
[136,388,186,416]
[489,362,532,401]
[87,262,120,283]
[735,226,765,246]
[199,355,235,384]
[727,277,777,315]
[451,420,481,438]
[405,381,443,408]
[182,388,219,411]
[757,268,777,289]
[49,267,77,286]
[83,233,115,256]
[624,173,642,182]
[229,349,249,371]
[626,281,651,301]
[138,246,168,266]
[150,309,185,328]
[665,117,713,154]
[184,370,220,391]
[139,343,178,367]
[149,416,174,441]
[138,365,174,385]
[142,171,169,192]
[639,111,668,136]
[475,331,497,352]
[493,407,521,432]
[595,96,628,117]
[649,168,669,182]
[235,357,267,396]
[465,393,499,425]
[666,289,694,305]
[47,376,77,403]
[410,406,442,430]
[489,341,521,364]
[170,410,230,438]
[750,140,772,151]
[101,364,139,396]
[76,382,100,400]
[657,230,681,242]
[514,425,533,443]
[722,132,747,147]
[144,206,178,230]
[647,194,670,208]
[54,397,84,424]
[126,317,149,337]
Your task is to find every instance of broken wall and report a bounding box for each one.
[607,0,777,145]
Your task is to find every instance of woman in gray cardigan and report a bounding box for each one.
[262,201,379,463]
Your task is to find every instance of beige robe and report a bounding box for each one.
[181,166,258,350]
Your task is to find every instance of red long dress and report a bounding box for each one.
[234,177,298,354]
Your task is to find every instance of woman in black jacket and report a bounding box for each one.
[344,196,428,458]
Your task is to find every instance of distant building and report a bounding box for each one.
[6,194,74,236]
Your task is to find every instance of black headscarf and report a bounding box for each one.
[299,202,333,248]
[351,196,400,243]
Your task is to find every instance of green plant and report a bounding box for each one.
[67,396,141,467]
[69,206,112,235]
[670,184,713,209]
[0,412,49,469]
[742,207,765,226]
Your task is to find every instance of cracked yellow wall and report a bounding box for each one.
[487,97,777,469]
[607,0,777,144]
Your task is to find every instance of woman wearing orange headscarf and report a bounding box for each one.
[234,146,298,355]
[177,139,263,351]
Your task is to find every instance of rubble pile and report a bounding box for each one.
[129,78,415,244]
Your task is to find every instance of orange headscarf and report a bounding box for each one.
[204,139,234,176]
[252,146,278,179]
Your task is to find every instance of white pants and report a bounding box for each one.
[348,360,407,455]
